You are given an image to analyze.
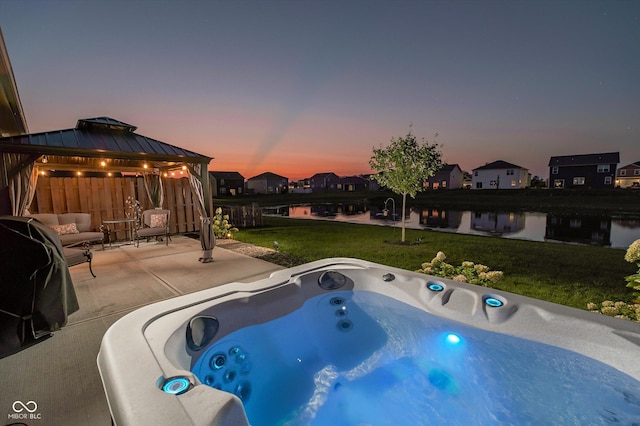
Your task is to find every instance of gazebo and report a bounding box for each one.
[0,117,216,262]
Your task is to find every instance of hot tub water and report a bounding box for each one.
[192,290,640,425]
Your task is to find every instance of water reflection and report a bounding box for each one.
[262,204,639,249]
[470,211,525,235]
[545,214,612,247]
[418,208,463,229]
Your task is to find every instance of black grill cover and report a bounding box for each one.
[0,216,79,358]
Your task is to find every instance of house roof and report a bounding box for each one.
[438,164,461,173]
[0,27,28,136]
[619,161,640,168]
[247,171,288,181]
[209,171,245,180]
[548,152,620,167]
[310,172,338,179]
[473,160,526,171]
[339,175,369,184]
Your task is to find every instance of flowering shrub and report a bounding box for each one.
[416,251,503,287]
[587,301,640,322]
[586,240,640,322]
[624,239,640,300]
[212,207,239,239]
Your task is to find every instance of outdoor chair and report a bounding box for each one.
[63,241,96,277]
[135,209,170,247]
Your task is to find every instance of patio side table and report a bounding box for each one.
[102,218,136,248]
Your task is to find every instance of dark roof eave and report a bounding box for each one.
[0,143,211,163]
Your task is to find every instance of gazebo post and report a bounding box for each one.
[187,161,215,263]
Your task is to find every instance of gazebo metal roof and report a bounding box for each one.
[1,117,209,161]
[0,117,211,174]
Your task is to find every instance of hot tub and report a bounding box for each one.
[97,258,640,425]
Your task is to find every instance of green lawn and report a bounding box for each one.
[232,216,637,310]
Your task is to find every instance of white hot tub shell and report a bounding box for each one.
[97,258,640,425]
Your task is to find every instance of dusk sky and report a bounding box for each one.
[1,0,638,180]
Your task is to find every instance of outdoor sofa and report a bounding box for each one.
[29,213,104,249]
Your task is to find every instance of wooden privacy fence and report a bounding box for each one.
[29,177,264,242]
[30,176,201,241]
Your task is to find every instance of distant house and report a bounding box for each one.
[471,160,529,190]
[246,172,288,195]
[361,174,381,191]
[462,171,473,189]
[615,161,640,188]
[289,178,311,194]
[209,171,245,196]
[425,164,464,189]
[548,152,619,189]
[310,172,340,191]
[337,175,370,191]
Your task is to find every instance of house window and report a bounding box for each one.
[506,169,514,175]
[597,164,609,173]
[554,179,564,188]
[511,180,516,187]
[604,176,612,185]
[573,177,585,185]
[433,182,439,189]
[476,182,483,189]
[442,181,447,188]
[635,169,640,176]
[220,179,225,185]
[474,171,478,176]
[551,167,558,174]
[619,170,627,176]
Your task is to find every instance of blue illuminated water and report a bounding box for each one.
[192,291,640,425]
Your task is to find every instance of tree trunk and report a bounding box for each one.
[401,192,407,242]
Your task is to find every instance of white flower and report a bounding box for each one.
[625,239,640,263]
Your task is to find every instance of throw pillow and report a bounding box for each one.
[150,214,166,228]
[51,222,80,235]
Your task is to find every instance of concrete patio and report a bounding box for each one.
[0,236,283,425]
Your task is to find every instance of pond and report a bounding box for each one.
[262,203,640,249]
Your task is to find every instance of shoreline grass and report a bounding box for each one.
[232,216,637,311]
